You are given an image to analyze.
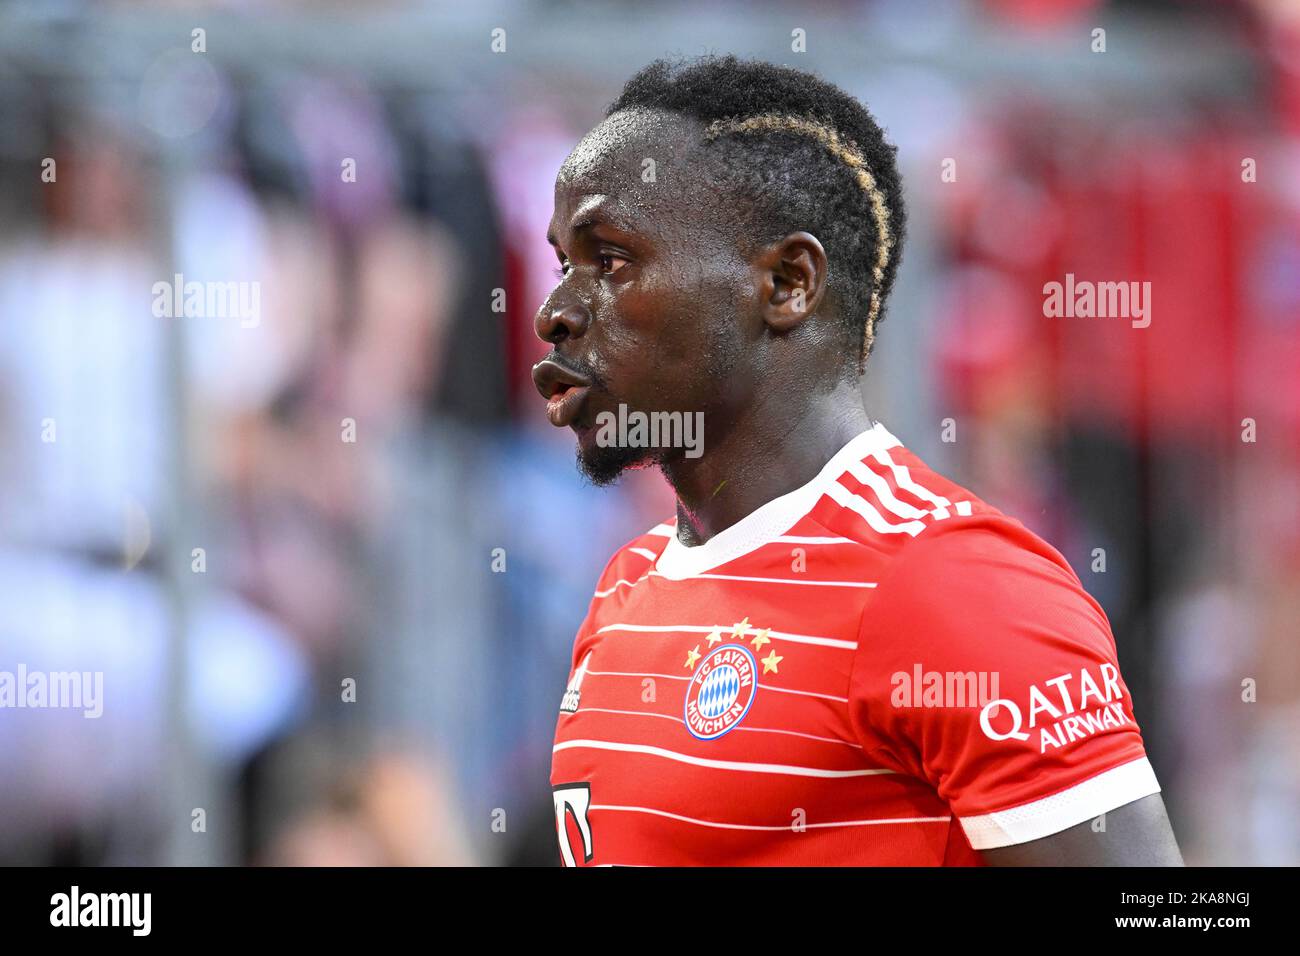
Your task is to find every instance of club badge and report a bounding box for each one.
[684,643,758,740]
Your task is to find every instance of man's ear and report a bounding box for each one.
[755,231,829,334]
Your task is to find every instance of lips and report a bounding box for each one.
[532,355,594,428]
[546,383,591,427]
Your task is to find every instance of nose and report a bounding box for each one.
[534,292,592,344]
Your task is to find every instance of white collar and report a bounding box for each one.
[655,421,902,580]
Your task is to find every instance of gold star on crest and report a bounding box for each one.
[730,617,750,640]
[750,627,772,650]
[684,645,702,669]
[705,628,724,647]
[760,649,783,674]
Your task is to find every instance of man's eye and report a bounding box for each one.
[552,255,626,279]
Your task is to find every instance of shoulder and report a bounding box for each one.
[807,425,1008,553]
[853,510,1118,712]
[589,518,676,596]
[808,425,1084,608]
[878,512,1083,604]
[846,511,1154,849]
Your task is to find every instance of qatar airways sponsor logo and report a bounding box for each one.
[979,663,1129,754]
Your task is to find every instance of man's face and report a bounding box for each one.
[532,108,757,484]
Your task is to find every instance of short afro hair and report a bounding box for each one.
[607,54,907,365]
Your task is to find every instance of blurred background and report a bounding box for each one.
[0,0,1296,866]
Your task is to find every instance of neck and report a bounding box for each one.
[664,378,872,547]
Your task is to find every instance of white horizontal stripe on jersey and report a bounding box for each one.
[572,706,864,749]
[583,668,852,704]
[756,682,850,704]
[590,804,950,832]
[584,668,689,681]
[553,738,895,778]
[734,723,862,747]
[593,575,653,598]
[577,706,683,723]
[627,547,660,561]
[644,529,862,547]
[687,572,875,588]
[652,531,863,546]
[594,622,857,651]
[592,569,876,599]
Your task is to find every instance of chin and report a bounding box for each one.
[575,439,657,487]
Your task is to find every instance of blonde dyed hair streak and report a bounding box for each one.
[702,113,895,363]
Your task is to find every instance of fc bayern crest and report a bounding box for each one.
[685,644,758,740]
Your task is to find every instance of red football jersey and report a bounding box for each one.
[551,423,1161,866]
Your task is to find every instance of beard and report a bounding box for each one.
[572,330,740,487]
[576,438,659,487]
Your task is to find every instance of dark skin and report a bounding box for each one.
[533,107,1183,866]
[982,794,1182,865]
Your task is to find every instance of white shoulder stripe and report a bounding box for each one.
[844,459,975,524]
[824,480,926,536]
[870,447,952,514]
[844,459,930,520]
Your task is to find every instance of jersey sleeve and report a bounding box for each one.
[847,515,1161,850]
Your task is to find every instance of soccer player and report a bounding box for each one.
[533,55,1182,866]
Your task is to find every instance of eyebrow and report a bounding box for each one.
[546,203,640,247]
